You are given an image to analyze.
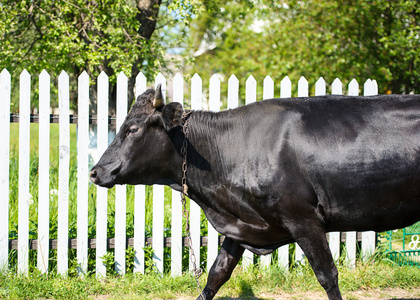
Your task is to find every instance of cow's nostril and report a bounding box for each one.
[90,169,98,181]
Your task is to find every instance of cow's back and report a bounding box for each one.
[286,95,420,232]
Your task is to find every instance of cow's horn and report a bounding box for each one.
[153,84,164,107]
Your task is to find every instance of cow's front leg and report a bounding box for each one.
[197,237,245,300]
[289,223,342,300]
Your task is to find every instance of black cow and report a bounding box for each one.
[91,85,420,300]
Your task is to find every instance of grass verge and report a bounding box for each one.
[2,257,420,299]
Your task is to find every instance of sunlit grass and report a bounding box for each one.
[1,257,420,299]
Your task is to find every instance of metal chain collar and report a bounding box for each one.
[180,111,204,292]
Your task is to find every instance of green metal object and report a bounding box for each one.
[385,221,420,267]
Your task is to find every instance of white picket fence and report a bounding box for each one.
[0,69,378,277]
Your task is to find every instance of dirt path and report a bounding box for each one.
[174,288,420,300]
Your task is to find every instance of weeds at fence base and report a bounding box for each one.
[2,256,420,300]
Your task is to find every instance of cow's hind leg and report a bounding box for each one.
[289,223,342,300]
[197,237,245,300]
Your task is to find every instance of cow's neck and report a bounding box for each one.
[181,110,239,204]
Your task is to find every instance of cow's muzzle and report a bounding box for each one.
[90,162,122,188]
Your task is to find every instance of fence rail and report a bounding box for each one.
[7,232,364,250]
[0,68,378,277]
[8,113,118,125]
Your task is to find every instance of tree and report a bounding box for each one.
[0,0,197,112]
[186,0,419,100]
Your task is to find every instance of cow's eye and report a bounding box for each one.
[127,127,139,136]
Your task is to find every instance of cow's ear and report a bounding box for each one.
[161,102,184,131]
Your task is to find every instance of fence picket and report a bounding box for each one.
[332,78,343,95]
[190,73,202,272]
[115,72,128,275]
[134,72,147,274]
[346,78,359,268]
[295,76,309,263]
[228,75,239,109]
[96,72,109,277]
[171,73,184,276]
[3,71,382,277]
[362,79,377,261]
[364,79,376,96]
[328,78,343,262]
[278,76,292,270]
[77,71,90,275]
[348,78,359,96]
[57,71,70,275]
[298,76,309,97]
[263,75,274,100]
[241,75,257,268]
[260,76,274,268]
[153,74,167,274]
[38,70,50,274]
[17,70,31,275]
[0,69,11,270]
[209,74,221,111]
[153,73,166,274]
[207,74,221,271]
[315,77,326,96]
[280,76,292,98]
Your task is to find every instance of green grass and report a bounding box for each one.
[6,123,420,299]
[1,258,420,299]
[7,123,208,274]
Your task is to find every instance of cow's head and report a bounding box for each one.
[90,84,184,188]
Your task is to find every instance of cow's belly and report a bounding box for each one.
[202,205,293,254]
[317,168,420,232]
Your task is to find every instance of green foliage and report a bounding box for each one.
[1,259,420,299]
[0,0,157,76]
[0,0,199,111]
[186,0,420,101]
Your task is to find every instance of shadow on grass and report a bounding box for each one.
[216,279,267,300]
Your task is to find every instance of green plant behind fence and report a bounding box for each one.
[7,123,210,275]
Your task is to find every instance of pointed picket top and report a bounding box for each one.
[246,75,257,105]
[315,77,326,96]
[20,70,31,115]
[1,68,11,96]
[78,71,89,93]
[280,76,292,98]
[79,70,88,77]
[246,74,256,86]
[263,75,274,100]
[173,73,184,104]
[209,74,221,111]
[58,71,69,105]
[331,78,343,95]
[298,76,308,97]
[135,72,147,99]
[98,71,108,81]
[228,74,239,109]
[372,80,378,95]
[348,78,359,96]
[0,69,11,112]
[97,72,109,109]
[364,79,374,96]
[77,71,89,120]
[117,71,128,81]
[59,70,69,80]
[40,69,50,80]
[192,73,202,82]
[117,72,128,126]
[20,69,30,77]
[191,73,202,110]
[1,68,10,77]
